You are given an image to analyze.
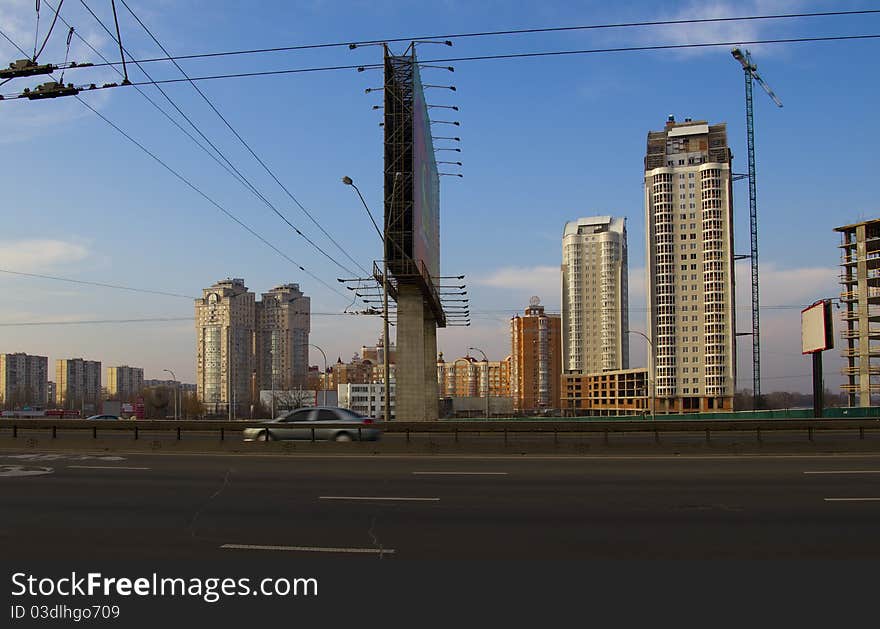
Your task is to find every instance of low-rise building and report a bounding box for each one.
[562,368,649,416]
[338,382,395,420]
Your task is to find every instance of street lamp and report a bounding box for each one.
[625,330,655,421]
[309,344,328,407]
[162,368,178,420]
[342,174,400,422]
[468,347,490,418]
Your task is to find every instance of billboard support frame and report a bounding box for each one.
[382,44,445,327]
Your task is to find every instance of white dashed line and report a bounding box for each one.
[412,471,508,476]
[804,470,880,475]
[824,498,880,502]
[221,544,395,554]
[319,496,439,502]
[66,465,150,470]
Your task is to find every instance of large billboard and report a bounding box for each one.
[410,62,440,282]
[383,49,440,287]
[801,300,834,354]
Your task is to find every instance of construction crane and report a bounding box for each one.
[731,47,783,409]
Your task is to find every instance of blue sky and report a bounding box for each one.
[0,0,877,393]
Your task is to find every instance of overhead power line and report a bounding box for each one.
[10,33,875,94]
[0,26,352,304]
[66,9,880,69]
[75,0,367,282]
[115,0,371,280]
[0,312,371,327]
[0,268,197,299]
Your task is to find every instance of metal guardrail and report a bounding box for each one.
[2,418,880,444]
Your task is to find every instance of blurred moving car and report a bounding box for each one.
[243,407,380,442]
[85,414,120,421]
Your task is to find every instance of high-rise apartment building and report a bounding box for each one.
[835,218,880,407]
[106,366,144,401]
[196,278,311,415]
[510,299,562,412]
[55,358,102,410]
[562,216,629,375]
[255,283,310,391]
[195,278,256,415]
[644,116,736,412]
[0,353,48,409]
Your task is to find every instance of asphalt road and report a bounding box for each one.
[3,449,880,560]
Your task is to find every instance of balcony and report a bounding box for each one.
[842,365,880,376]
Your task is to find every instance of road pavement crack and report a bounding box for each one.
[188,468,233,539]
[368,515,389,559]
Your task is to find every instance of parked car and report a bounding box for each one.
[85,414,120,421]
[243,407,380,442]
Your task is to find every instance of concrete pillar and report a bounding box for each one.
[423,307,439,421]
[396,283,439,421]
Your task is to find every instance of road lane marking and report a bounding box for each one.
[804,470,880,474]
[319,496,439,502]
[412,471,508,476]
[824,498,880,502]
[221,544,395,554]
[0,465,53,477]
[66,465,150,470]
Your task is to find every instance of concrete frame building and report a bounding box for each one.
[562,368,648,416]
[562,216,629,375]
[106,365,144,401]
[255,283,310,392]
[836,218,880,406]
[510,300,562,412]
[0,353,48,409]
[55,358,102,411]
[645,116,736,413]
[195,278,256,416]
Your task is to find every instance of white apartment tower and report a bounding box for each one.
[195,278,256,416]
[644,116,736,412]
[255,283,310,391]
[562,216,629,375]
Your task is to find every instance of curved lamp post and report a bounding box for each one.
[468,347,490,418]
[163,368,178,420]
[309,344,328,407]
[625,330,655,421]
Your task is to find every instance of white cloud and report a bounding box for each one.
[634,0,802,57]
[736,259,838,308]
[0,239,89,272]
[471,265,560,306]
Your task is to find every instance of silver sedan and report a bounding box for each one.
[243,407,381,442]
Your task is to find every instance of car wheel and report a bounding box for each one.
[334,432,353,442]
[259,430,274,441]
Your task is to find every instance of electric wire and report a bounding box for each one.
[0,268,197,299]
[62,9,880,69]
[116,0,372,280]
[8,33,874,92]
[0,312,368,326]
[39,0,253,192]
[77,0,367,282]
[33,0,63,62]
[0,25,354,304]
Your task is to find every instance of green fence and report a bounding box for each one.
[449,407,880,422]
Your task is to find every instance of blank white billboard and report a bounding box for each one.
[802,301,832,354]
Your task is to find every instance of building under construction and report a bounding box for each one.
[836,218,880,407]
